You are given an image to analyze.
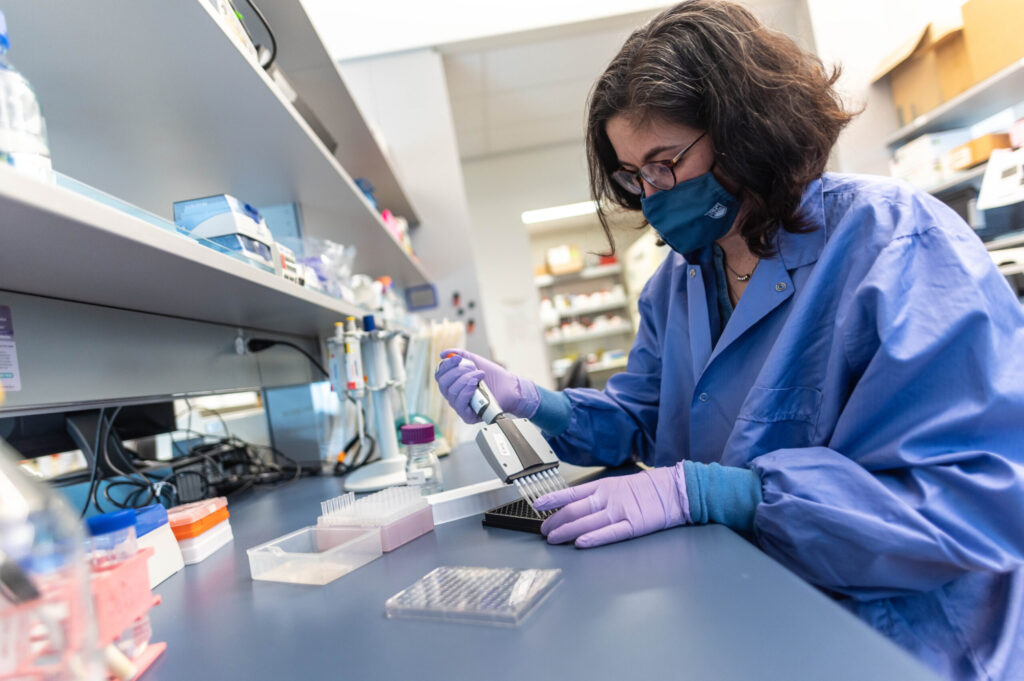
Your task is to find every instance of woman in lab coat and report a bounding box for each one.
[435,2,1024,679]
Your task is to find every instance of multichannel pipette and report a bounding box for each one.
[462,371,569,515]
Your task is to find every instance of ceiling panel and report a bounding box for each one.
[486,114,585,156]
[456,128,488,159]
[482,27,636,93]
[443,2,805,160]
[450,95,487,132]
[443,15,650,160]
[486,78,592,128]
[444,52,486,98]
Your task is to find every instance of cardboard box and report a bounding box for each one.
[546,244,583,276]
[962,0,1024,83]
[947,133,1013,170]
[873,16,974,126]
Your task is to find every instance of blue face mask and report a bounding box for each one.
[640,171,740,255]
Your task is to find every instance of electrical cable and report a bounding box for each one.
[79,408,105,518]
[243,0,276,70]
[84,393,311,511]
[247,338,329,378]
[187,400,304,484]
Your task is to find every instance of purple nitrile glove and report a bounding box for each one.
[534,463,691,548]
[434,349,540,424]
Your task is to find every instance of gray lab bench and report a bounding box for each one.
[144,445,938,681]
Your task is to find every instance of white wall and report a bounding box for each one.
[462,142,607,387]
[337,50,492,357]
[301,0,674,61]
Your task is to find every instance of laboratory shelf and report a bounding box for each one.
[0,0,429,289]
[258,0,420,227]
[546,324,635,346]
[552,357,629,379]
[0,167,361,336]
[535,264,623,288]
[557,297,631,318]
[998,263,1024,277]
[987,231,1024,251]
[886,58,1024,148]
[923,163,988,197]
[543,298,631,328]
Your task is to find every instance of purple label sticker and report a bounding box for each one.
[0,306,12,338]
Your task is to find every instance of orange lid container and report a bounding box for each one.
[167,497,229,540]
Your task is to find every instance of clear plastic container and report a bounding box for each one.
[85,510,151,660]
[247,525,382,585]
[86,509,138,571]
[0,439,103,679]
[0,10,53,183]
[402,424,443,495]
[385,566,562,626]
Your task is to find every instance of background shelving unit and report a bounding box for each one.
[258,0,420,229]
[0,168,360,336]
[885,58,1024,148]
[545,324,634,346]
[2,0,429,289]
[536,264,633,389]
[882,57,1024,303]
[534,263,622,288]
[0,0,431,414]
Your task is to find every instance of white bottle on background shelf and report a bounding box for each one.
[0,10,53,183]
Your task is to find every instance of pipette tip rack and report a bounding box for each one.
[318,487,434,552]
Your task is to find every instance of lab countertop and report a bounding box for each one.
[144,445,937,681]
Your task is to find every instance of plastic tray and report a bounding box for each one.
[247,526,382,585]
[172,506,229,540]
[167,497,228,537]
[178,518,233,565]
[385,566,562,626]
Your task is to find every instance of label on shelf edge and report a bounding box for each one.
[0,306,22,391]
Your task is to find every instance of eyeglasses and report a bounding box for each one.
[611,131,707,196]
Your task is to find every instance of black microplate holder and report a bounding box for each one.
[482,498,544,534]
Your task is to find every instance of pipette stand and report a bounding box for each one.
[345,326,406,492]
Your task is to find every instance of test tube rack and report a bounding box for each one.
[0,547,166,680]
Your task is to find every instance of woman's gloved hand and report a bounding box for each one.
[534,463,690,548]
[435,349,541,424]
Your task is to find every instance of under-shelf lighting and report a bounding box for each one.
[521,200,597,225]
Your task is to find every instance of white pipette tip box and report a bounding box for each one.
[317,487,434,552]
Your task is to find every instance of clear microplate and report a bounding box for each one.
[385,566,562,626]
[247,525,382,585]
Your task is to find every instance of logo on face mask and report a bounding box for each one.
[704,203,728,219]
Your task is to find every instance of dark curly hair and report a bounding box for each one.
[587,0,855,256]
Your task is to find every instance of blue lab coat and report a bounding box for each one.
[548,174,1024,681]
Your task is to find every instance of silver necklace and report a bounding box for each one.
[724,259,755,282]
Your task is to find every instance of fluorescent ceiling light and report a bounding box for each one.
[521,200,597,224]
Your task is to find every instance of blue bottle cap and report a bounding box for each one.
[362,314,376,332]
[0,11,9,52]
[86,509,136,536]
[134,503,168,538]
